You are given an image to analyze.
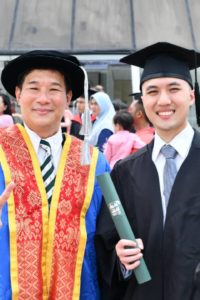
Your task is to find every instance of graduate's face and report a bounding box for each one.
[90,99,100,116]
[141,77,194,142]
[76,97,85,114]
[128,101,137,116]
[0,96,7,115]
[15,69,72,138]
[128,100,141,124]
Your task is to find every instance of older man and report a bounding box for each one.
[0,50,109,300]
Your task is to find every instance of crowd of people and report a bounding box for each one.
[69,87,154,163]
[3,76,153,167]
[0,41,200,300]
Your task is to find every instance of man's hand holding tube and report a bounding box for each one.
[97,172,151,284]
[116,238,144,271]
[0,182,15,228]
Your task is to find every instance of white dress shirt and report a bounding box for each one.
[152,123,194,222]
[24,124,63,171]
[121,123,194,278]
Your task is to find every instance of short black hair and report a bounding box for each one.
[112,99,128,111]
[113,110,133,131]
[0,93,12,115]
[17,67,72,93]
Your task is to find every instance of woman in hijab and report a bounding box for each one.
[89,91,115,151]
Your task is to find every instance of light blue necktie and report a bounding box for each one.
[160,144,178,208]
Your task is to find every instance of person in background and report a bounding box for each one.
[94,84,104,92]
[95,42,200,300]
[11,98,24,125]
[0,50,109,300]
[70,89,96,140]
[129,92,155,143]
[0,93,14,128]
[112,99,128,112]
[60,107,73,133]
[89,91,115,152]
[104,110,145,169]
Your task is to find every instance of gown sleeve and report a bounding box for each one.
[95,164,136,299]
[80,152,110,300]
[0,165,12,300]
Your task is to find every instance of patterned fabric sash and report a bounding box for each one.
[0,124,98,300]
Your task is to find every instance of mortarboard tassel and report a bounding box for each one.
[194,53,200,126]
[194,82,200,126]
[80,67,93,165]
[72,99,77,115]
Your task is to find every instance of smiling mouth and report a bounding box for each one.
[34,108,53,113]
[157,110,175,116]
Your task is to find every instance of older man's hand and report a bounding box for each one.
[0,182,15,228]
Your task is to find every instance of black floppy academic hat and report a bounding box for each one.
[120,42,200,88]
[1,50,84,100]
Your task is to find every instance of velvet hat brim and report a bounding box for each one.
[1,50,84,100]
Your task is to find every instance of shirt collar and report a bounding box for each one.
[152,123,194,161]
[24,123,63,155]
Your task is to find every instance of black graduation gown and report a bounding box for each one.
[95,130,200,300]
[70,118,84,140]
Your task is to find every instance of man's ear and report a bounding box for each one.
[189,89,195,107]
[136,110,143,118]
[66,90,72,108]
[15,87,21,104]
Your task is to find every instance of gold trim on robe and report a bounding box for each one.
[0,145,19,300]
[0,124,99,300]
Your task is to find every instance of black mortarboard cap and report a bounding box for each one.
[129,92,142,101]
[120,42,200,126]
[79,88,97,99]
[88,88,97,98]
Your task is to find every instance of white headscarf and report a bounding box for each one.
[89,92,115,146]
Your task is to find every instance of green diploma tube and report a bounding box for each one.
[97,172,151,284]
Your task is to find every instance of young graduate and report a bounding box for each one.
[95,42,200,300]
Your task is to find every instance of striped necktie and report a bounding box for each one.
[160,144,178,208]
[40,139,56,206]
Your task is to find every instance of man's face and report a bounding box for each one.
[76,97,85,114]
[128,100,138,117]
[141,77,194,141]
[15,69,72,138]
[0,96,6,114]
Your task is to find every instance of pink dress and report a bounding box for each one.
[136,127,155,144]
[104,130,145,169]
[61,109,73,133]
[0,115,14,128]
